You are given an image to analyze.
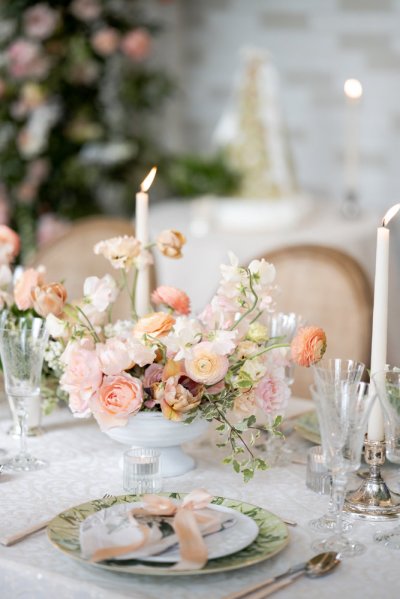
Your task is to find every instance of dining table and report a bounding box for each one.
[0,396,399,599]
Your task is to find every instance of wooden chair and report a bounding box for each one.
[257,244,373,398]
[29,215,156,320]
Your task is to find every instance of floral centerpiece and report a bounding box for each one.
[0,223,326,480]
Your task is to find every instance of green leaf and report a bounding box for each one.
[233,460,240,473]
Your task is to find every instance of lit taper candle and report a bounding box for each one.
[368,203,400,441]
[135,166,157,317]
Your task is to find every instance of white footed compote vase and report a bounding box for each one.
[0,318,49,472]
[311,381,375,557]
[105,412,209,477]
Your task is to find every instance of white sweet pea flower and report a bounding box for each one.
[83,274,118,312]
[248,258,276,286]
[164,316,203,360]
[46,313,68,339]
[126,337,156,367]
[206,329,238,355]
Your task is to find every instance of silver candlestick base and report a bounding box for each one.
[344,439,400,521]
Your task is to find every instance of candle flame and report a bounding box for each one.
[382,203,400,227]
[344,78,363,100]
[140,166,157,192]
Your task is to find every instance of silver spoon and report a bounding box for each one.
[224,551,341,599]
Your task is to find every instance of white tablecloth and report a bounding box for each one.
[150,199,400,366]
[1,399,400,599]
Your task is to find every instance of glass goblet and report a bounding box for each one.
[313,357,365,392]
[266,312,306,385]
[310,381,375,557]
[0,318,49,471]
[372,369,400,549]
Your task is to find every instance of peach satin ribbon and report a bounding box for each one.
[90,489,220,570]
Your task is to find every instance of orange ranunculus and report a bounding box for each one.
[31,282,67,317]
[291,326,327,367]
[156,229,186,259]
[14,267,45,310]
[151,285,190,315]
[92,373,143,430]
[134,312,175,338]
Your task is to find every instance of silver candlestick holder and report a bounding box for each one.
[344,439,400,521]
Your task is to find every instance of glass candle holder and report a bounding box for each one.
[306,445,331,495]
[123,448,162,495]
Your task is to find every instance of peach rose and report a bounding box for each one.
[31,282,67,317]
[0,225,20,264]
[91,28,120,56]
[134,312,175,338]
[156,229,186,259]
[154,375,203,421]
[91,373,143,430]
[151,285,190,315]
[291,326,327,367]
[184,342,229,386]
[14,267,45,310]
[60,347,103,416]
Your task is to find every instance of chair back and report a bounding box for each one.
[258,244,373,398]
[29,216,156,320]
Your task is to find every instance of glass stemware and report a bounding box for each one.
[310,381,375,557]
[0,318,49,471]
[372,369,400,549]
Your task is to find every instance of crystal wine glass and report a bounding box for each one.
[0,318,49,471]
[372,369,400,549]
[310,381,375,557]
[309,358,366,532]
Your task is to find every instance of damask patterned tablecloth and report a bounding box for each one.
[0,399,399,599]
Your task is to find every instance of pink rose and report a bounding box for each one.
[91,373,143,430]
[23,3,58,39]
[61,348,103,416]
[291,326,327,367]
[14,267,45,310]
[151,285,190,315]
[184,342,229,386]
[120,28,152,61]
[0,225,20,264]
[91,28,120,56]
[96,338,133,376]
[255,375,290,417]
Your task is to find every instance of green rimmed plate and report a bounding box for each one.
[47,493,289,576]
[294,410,321,444]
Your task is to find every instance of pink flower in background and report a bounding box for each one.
[291,326,327,367]
[96,338,132,376]
[60,347,103,416]
[7,39,49,79]
[120,28,152,61]
[152,285,190,315]
[37,213,70,247]
[0,225,20,264]
[23,3,58,39]
[185,342,229,386]
[91,28,120,56]
[92,373,143,430]
[255,375,290,416]
[70,0,101,22]
[14,267,45,310]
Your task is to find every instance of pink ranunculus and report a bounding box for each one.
[23,3,59,39]
[96,338,133,376]
[142,363,163,388]
[291,326,327,367]
[255,375,290,417]
[91,28,120,56]
[14,267,45,310]
[120,28,152,61]
[61,347,103,416]
[91,373,143,430]
[0,225,20,264]
[151,285,190,316]
[184,342,229,386]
